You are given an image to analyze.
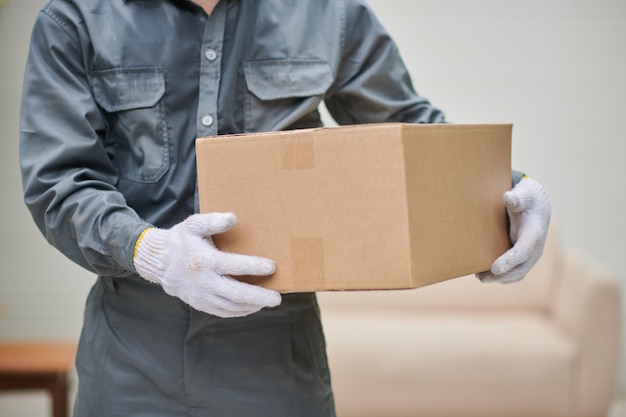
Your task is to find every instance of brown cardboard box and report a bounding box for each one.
[196,123,512,293]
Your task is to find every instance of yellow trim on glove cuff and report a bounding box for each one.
[133,228,153,260]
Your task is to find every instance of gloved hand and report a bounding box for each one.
[477,177,551,284]
[133,212,281,318]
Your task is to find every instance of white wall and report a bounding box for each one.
[1,0,624,414]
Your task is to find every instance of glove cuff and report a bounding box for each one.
[133,227,169,284]
[133,228,153,259]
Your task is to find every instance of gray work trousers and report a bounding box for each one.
[73,275,336,417]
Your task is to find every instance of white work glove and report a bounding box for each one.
[477,177,551,284]
[133,212,281,318]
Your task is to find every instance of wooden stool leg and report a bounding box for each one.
[50,373,69,417]
[0,341,76,417]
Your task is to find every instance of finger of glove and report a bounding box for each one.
[185,292,267,318]
[218,275,282,308]
[476,264,527,284]
[206,303,262,319]
[198,293,267,318]
[176,273,281,318]
[490,238,536,276]
[504,178,547,214]
[503,187,531,214]
[205,276,282,317]
[181,212,237,237]
[211,251,276,276]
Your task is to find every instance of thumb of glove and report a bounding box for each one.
[477,177,551,283]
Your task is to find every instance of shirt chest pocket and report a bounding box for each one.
[91,68,169,183]
[242,59,334,132]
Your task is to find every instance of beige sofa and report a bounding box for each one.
[318,226,621,417]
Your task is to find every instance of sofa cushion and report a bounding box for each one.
[317,225,562,312]
[322,310,576,417]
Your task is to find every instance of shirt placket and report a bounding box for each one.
[196,4,227,138]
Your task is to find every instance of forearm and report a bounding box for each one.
[20,120,150,276]
[24,180,150,276]
[20,10,149,277]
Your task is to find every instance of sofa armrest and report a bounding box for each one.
[551,253,621,417]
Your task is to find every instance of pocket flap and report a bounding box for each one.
[243,59,333,101]
[91,68,165,112]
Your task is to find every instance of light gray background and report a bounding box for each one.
[1,0,625,415]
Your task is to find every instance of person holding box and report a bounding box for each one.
[19,0,550,416]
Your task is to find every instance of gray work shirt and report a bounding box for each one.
[20,0,445,279]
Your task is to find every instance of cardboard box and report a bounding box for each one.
[196,123,512,293]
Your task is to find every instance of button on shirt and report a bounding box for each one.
[20,0,445,278]
[204,48,218,61]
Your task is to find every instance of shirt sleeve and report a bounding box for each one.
[326,0,528,188]
[19,9,151,277]
[325,0,446,125]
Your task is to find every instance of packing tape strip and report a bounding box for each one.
[281,134,315,170]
